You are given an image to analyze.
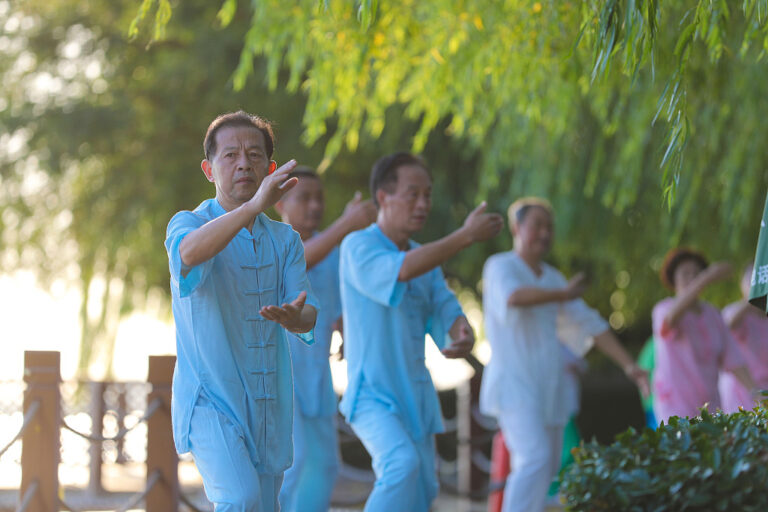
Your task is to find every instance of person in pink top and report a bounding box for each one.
[652,248,757,424]
[719,262,768,412]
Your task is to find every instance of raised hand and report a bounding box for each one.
[703,261,733,283]
[462,201,504,243]
[247,159,299,215]
[565,272,588,300]
[259,290,309,333]
[442,316,475,359]
[341,191,378,231]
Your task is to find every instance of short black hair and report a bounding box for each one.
[369,152,429,208]
[660,247,709,290]
[288,165,320,181]
[203,110,275,161]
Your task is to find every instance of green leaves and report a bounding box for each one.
[128,0,173,43]
[562,405,768,510]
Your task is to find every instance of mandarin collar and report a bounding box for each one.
[210,198,266,240]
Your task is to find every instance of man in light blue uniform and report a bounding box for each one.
[275,166,376,511]
[340,152,503,510]
[165,111,318,512]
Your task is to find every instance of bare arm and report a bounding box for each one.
[593,330,650,397]
[398,202,503,281]
[507,273,587,307]
[663,262,732,329]
[304,193,376,269]
[179,203,260,270]
[180,160,299,269]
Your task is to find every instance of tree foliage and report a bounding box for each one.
[129,0,767,335]
[3,0,768,376]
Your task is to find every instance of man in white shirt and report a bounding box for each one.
[480,197,648,512]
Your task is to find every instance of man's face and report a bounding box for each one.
[378,164,432,235]
[279,177,324,234]
[514,206,554,258]
[203,125,270,208]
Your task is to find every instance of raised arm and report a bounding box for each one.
[179,160,298,269]
[304,192,376,269]
[663,262,732,329]
[507,273,587,307]
[593,330,650,397]
[398,202,503,281]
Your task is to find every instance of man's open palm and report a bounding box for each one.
[260,291,308,333]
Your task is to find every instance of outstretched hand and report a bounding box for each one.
[702,261,733,283]
[462,202,504,243]
[443,316,475,359]
[247,159,299,214]
[342,191,377,231]
[260,291,309,333]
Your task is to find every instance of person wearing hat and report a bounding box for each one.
[718,262,768,412]
[652,248,756,423]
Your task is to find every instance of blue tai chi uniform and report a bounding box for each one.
[339,224,464,511]
[165,198,318,512]
[279,243,341,512]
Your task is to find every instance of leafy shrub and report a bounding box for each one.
[561,406,768,511]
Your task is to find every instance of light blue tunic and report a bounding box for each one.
[165,198,318,475]
[339,224,464,441]
[287,244,340,417]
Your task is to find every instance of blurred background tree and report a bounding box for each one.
[2,0,767,398]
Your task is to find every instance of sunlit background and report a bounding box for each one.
[3,0,768,509]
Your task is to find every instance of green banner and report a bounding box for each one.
[750,189,768,314]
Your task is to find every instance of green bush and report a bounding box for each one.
[561,406,768,511]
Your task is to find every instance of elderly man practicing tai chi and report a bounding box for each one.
[275,166,376,512]
[480,197,649,512]
[339,152,504,511]
[165,111,318,512]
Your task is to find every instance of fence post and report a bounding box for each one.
[116,384,127,464]
[88,381,105,494]
[21,351,61,512]
[457,365,490,500]
[146,355,178,512]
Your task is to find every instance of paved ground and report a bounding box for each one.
[0,461,564,511]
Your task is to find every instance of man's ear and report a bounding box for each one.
[375,189,388,209]
[201,160,214,182]
[274,200,285,216]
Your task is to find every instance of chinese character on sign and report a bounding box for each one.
[759,265,768,285]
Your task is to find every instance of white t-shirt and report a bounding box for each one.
[479,251,608,426]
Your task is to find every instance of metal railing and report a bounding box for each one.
[9,350,499,510]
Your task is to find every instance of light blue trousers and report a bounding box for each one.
[279,410,339,512]
[349,396,438,512]
[188,394,283,512]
